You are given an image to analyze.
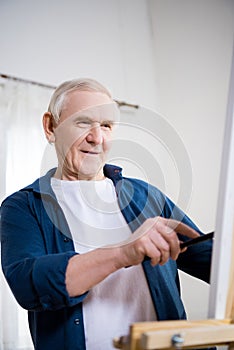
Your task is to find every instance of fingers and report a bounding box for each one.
[147,234,171,265]
[140,239,162,265]
[122,216,199,268]
[159,218,200,239]
[150,217,199,261]
[133,219,180,266]
[151,221,181,262]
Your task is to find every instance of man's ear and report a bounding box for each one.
[43,112,56,143]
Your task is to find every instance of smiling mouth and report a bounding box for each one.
[81,150,100,155]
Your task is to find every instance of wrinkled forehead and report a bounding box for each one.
[62,102,120,124]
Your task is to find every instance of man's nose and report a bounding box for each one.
[86,125,103,144]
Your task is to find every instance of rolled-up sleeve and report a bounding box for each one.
[0,192,87,312]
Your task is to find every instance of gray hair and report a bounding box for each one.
[48,78,112,122]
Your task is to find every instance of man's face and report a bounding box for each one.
[53,90,118,180]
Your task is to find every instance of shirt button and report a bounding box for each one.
[64,237,70,242]
[74,318,80,325]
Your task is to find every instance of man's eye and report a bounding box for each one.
[101,123,112,130]
[75,121,91,128]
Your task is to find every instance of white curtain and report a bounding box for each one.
[0,78,55,350]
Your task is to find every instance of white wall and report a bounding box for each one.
[0,0,234,332]
[150,0,234,230]
[0,0,158,108]
[149,0,234,320]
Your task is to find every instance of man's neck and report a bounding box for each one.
[53,167,105,181]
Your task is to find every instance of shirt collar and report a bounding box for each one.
[22,164,123,198]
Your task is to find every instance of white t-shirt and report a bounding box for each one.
[51,177,156,350]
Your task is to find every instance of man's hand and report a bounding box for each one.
[66,217,200,297]
[118,217,200,267]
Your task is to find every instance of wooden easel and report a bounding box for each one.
[113,41,234,350]
[113,231,234,349]
[130,224,233,350]
[113,319,234,349]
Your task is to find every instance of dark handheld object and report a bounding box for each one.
[142,232,214,264]
[180,231,214,249]
[126,231,215,267]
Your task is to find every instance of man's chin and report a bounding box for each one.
[78,165,105,181]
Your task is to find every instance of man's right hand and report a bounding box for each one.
[66,217,200,297]
[117,217,200,267]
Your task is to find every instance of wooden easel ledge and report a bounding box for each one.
[113,319,234,350]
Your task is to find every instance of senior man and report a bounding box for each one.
[1,78,213,350]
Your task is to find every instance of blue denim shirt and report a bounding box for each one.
[1,165,212,350]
